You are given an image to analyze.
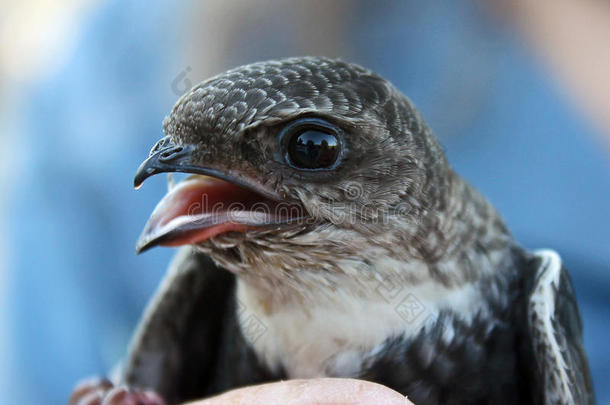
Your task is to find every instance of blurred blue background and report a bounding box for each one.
[1,1,608,404]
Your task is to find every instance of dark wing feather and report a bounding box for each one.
[122,248,234,402]
[527,250,595,405]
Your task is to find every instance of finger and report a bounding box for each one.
[75,390,104,405]
[70,377,113,405]
[101,386,166,405]
[185,378,412,405]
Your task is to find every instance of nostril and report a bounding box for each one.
[159,146,184,161]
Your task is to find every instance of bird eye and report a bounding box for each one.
[282,119,341,170]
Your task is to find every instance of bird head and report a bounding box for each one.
[135,57,454,288]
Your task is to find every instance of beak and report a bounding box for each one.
[134,136,306,253]
[134,136,192,189]
[134,136,279,200]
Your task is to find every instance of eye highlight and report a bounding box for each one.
[280,118,342,170]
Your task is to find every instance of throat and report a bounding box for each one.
[235,264,489,378]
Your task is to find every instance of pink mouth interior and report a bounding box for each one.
[137,176,304,250]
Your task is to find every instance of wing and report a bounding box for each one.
[121,247,278,404]
[121,247,234,402]
[527,250,595,405]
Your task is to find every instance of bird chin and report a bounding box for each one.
[135,175,306,253]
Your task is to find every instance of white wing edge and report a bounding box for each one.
[529,249,574,404]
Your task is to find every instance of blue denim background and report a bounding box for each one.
[3,1,608,404]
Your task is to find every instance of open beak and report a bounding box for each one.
[134,136,306,253]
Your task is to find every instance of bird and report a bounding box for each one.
[70,57,594,405]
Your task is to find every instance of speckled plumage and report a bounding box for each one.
[74,57,594,405]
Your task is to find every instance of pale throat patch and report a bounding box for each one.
[235,263,487,378]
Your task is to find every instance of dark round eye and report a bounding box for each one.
[285,125,340,170]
